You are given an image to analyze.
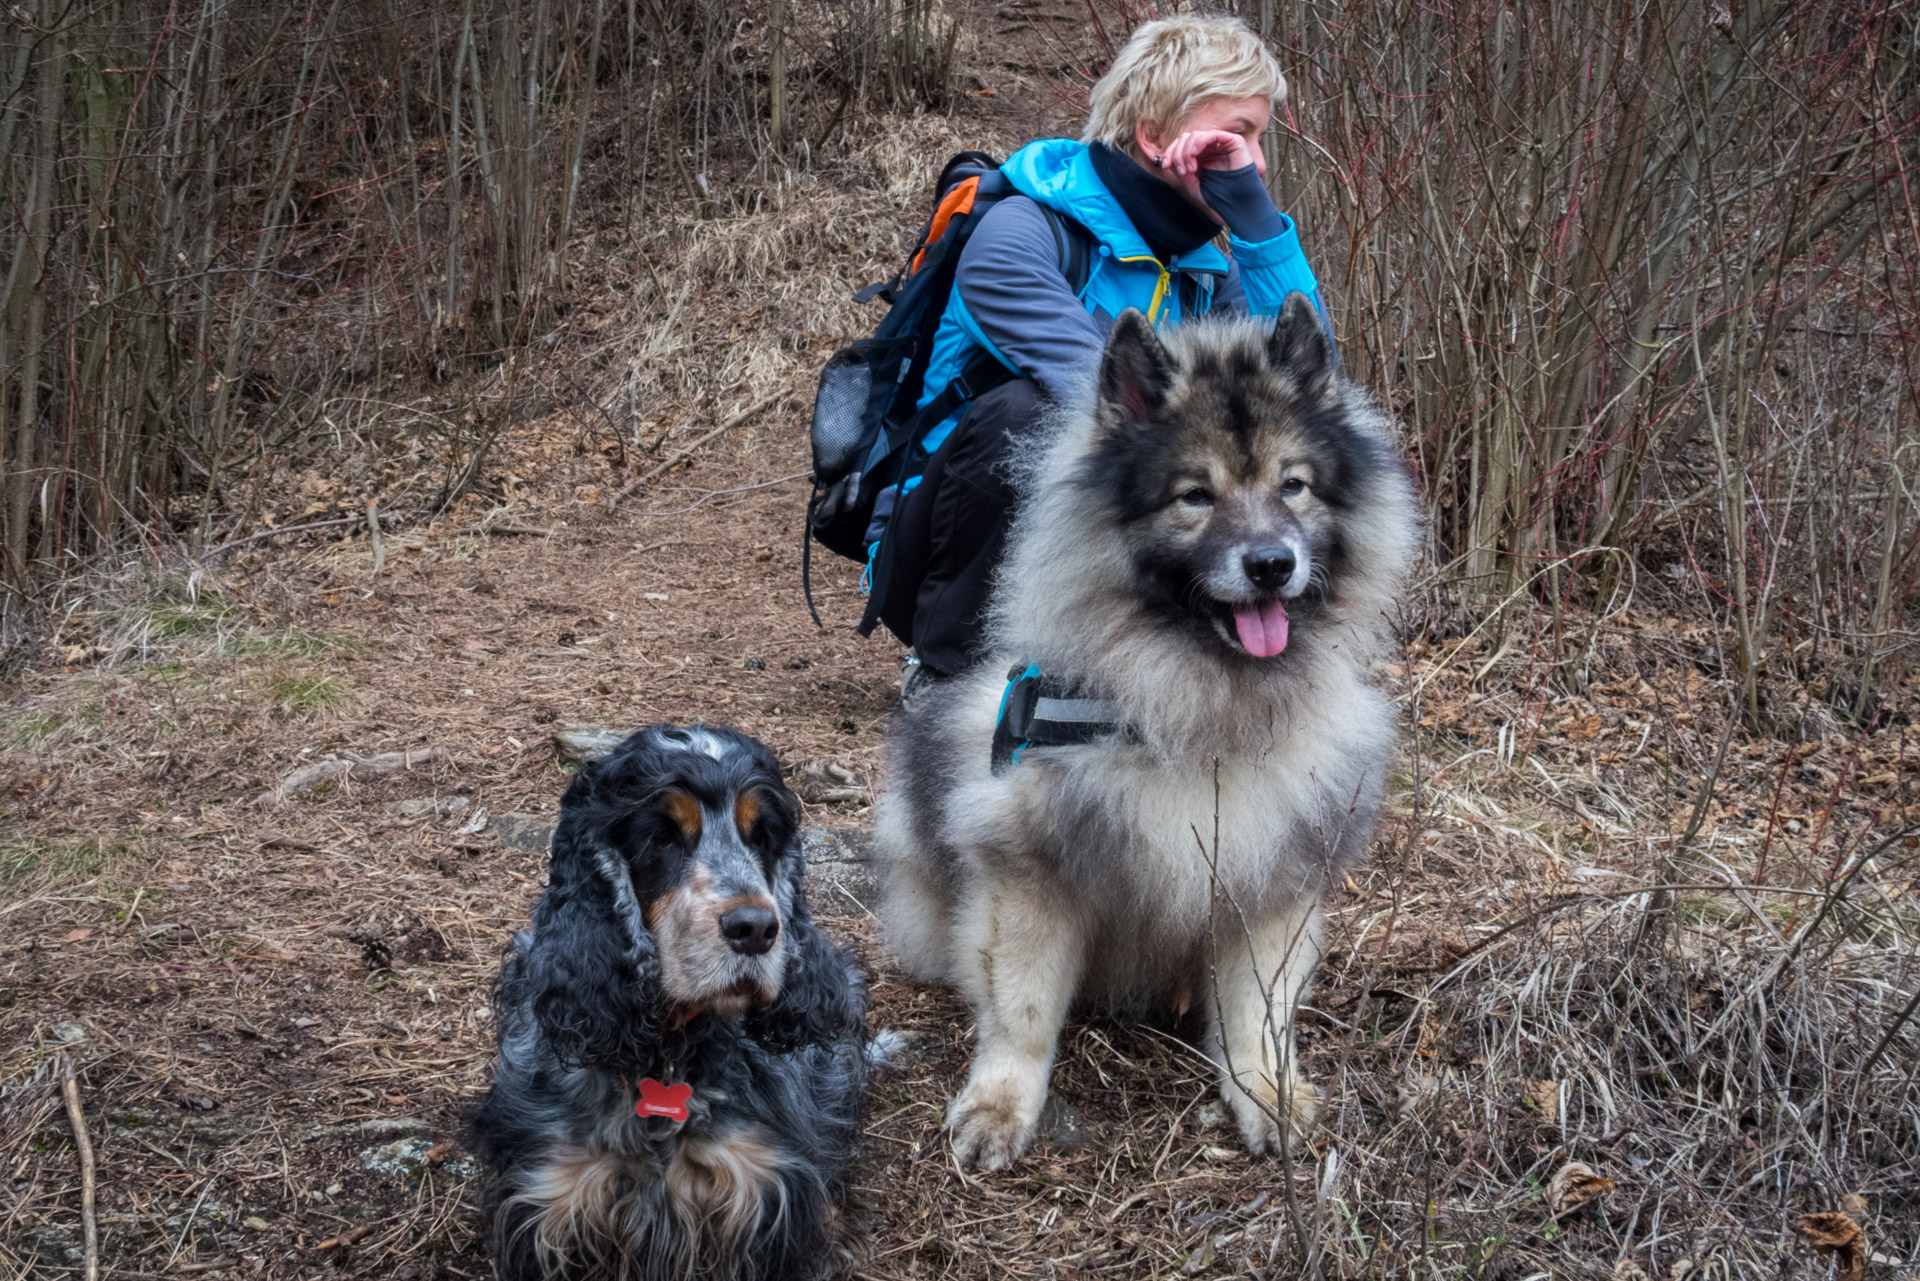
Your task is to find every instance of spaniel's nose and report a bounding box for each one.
[718,904,779,955]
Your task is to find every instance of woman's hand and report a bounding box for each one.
[1154,129,1266,214]
[1157,128,1266,180]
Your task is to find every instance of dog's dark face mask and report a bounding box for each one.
[1083,297,1366,661]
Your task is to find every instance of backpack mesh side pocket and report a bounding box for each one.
[809,338,910,480]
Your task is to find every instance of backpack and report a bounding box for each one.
[803,150,1090,632]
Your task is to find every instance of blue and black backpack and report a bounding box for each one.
[804,151,1089,632]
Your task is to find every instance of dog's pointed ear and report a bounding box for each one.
[1267,292,1335,403]
[1098,308,1174,431]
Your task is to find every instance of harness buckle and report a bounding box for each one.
[990,662,1128,775]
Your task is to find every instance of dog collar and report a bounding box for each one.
[990,662,1131,774]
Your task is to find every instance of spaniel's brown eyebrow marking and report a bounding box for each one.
[733,789,760,839]
[659,789,702,842]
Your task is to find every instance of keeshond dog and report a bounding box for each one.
[872,294,1421,1169]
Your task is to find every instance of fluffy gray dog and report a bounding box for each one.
[873,294,1420,1169]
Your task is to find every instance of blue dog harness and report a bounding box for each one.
[990,662,1131,774]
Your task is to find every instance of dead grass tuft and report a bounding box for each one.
[1291,882,1920,1277]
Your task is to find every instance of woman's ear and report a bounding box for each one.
[513,827,662,1072]
[1133,119,1165,165]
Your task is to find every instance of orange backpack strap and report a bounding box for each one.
[910,176,981,276]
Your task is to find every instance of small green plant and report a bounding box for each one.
[131,599,243,640]
[265,672,354,718]
[4,710,67,748]
[226,630,365,660]
[0,837,121,889]
[1676,895,1739,926]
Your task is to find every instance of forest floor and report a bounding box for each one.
[2,6,1918,1280]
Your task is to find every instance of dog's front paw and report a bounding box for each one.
[946,1079,1041,1171]
[1224,1069,1322,1156]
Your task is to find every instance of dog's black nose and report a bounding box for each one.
[1243,547,1297,592]
[719,904,780,955]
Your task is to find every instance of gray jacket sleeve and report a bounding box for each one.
[952,196,1106,399]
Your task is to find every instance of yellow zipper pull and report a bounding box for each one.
[1147,265,1171,323]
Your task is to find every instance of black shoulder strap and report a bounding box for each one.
[1041,208,1092,297]
[852,200,1089,640]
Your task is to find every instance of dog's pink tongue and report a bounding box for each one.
[1233,601,1290,657]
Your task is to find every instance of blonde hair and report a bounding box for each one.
[1082,14,1287,150]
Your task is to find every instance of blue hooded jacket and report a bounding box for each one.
[915,137,1329,453]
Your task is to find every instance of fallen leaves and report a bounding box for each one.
[1564,713,1604,741]
[1796,1211,1866,1281]
[1546,1160,1614,1218]
[1395,1072,1442,1119]
[1522,1078,1560,1128]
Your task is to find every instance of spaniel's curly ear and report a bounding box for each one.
[512,824,663,1072]
[744,892,869,1053]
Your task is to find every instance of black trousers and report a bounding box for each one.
[876,378,1044,677]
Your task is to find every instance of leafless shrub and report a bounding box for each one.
[1261,0,1920,721]
[1034,0,1917,717]
[0,0,971,640]
[0,1,605,602]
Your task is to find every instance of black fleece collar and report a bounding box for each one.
[1088,141,1222,263]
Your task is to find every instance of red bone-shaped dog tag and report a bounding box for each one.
[636,1078,692,1123]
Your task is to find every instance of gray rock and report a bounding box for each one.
[389,795,471,819]
[552,725,628,764]
[1037,1095,1098,1152]
[489,813,555,852]
[800,825,876,908]
[359,1135,478,1182]
[801,825,872,863]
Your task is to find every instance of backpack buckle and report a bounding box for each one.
[812,471,862,524]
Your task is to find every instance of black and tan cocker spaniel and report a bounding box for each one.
[469,724,870,1280]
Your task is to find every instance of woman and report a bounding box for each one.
[877,13,1333,687]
